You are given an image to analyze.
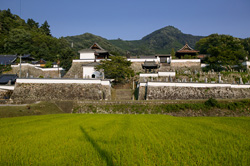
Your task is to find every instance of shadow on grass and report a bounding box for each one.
[79,126,114,166]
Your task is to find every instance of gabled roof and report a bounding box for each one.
[78,43,108,54]
[155,54,171,57]
[142,61,159,69]
[36,59,46,64]
[90,43,104,50]
[0,55,17,65]
[176,43,199,53]
[22,54,35,60]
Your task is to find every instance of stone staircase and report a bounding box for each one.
[111,83,134,100]
[114,89,133,100]
[159,64,171,72]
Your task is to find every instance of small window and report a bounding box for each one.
[92,74,95,78]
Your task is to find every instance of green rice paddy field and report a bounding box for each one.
[0,114,249,165]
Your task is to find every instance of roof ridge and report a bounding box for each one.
[90,42,105,50]
[179,43,194,51]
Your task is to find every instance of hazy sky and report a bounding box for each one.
[1,0,250,40]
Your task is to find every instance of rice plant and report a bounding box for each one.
[0,114,249,165]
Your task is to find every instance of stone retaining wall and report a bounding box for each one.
[11,83,111,101]
[170,62,200,69]
[145,86,250,100]
[130,62,144,73]
[0,89,12,99]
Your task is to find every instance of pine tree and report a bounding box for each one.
[40,20,51,36]
[27,18,39,29]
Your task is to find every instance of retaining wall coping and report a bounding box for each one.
[16,78,111,86]
[127,58,158,62]
[72,59,111,63]
[143,82,250,88]
[140,72,176,78]
[11,63,64,71]
[171,59,200,63]
[0,85,15,90]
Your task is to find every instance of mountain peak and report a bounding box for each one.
[142,25,182,41]
[65,25,204,56]
[161,25,182,33]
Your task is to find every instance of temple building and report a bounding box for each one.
[142,61,160,73]
[175,43,199,59]
[78,43,110,60]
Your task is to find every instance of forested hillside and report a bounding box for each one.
[109,26,204,55]
[65,26,204,56]
[0,9,75,70]
[63,33,126,56]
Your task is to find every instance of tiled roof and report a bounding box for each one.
[129,56,157,59]
[90,43,105,50]
[155,54,171,57]
[78,43,108,54]
[0,55,17,65]
[0,74,18,84]
[176,43,199,53]
[36,59,46,64]
[22,54,35,60]
[142,61,159,68]
[82,62,100,66]
[78,49,95,53]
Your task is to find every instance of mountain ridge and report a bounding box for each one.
[64,26,204,56]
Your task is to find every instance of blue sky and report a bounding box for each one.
[1,0,250,40]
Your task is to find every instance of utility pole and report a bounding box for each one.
[19,55,22,78]
[57,54,60,78]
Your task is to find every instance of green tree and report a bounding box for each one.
[45,61,52,68]
[27,18,39,29]
[4,28,32,54]
[40,20,51,36]
[171,48,176,59]
[196,34,247,70]
[59,47,75,71]
[241,38,250,59]
[0,9,76,68]
[95,56,135,83]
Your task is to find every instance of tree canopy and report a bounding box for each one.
[196,34,248,70]
[40,21,51,36]
[0,9,75,70]
[95,56,135,83]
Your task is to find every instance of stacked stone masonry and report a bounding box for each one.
[0,89,12,99]
[63,62,89,78]
[141,86,250,100]
[11,83,111,101]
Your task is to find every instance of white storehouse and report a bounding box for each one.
[82,62,103,79]
[75,43,110,79]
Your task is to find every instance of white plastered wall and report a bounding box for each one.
[83,66,101,78]
[80,52,95,59]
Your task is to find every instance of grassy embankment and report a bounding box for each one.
[0,101,63,118]
[74,99,250,116]
[1,99,250,118]
[0,114,249,165]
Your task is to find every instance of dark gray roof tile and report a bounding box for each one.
[0,55,17,65]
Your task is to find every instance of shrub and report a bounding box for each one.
[205,98,218,107]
